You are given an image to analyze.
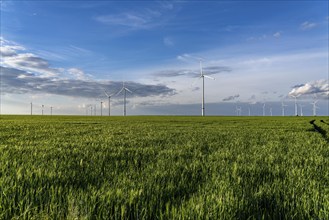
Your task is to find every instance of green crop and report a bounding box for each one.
[0,116,328,219]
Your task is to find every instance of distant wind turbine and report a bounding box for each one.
[50,106,53,116]
[42,105,44,115]
[269,107,273,116]
[116,82,133,116]
[195,60,215,116]
[262,103,266,116]
[104,90,115,116]
[235,105,241,116]
[30,102,32,115]
[100,101,103,116]
[290,95,299,116]
[299,104,304,116]
[311,100,319,116]
[281,101,288,116]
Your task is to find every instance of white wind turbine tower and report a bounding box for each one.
[290,95,299,116]
[117,82,133,116]
[269,106,273,116]
[235,105,239,116]
[104,90,119,116]
[100,101,103,116]
[235,103,242,116]
[196,60,215,116]
[262,103,266,116]
[299,104,304,116]
[311,99,319,116]
[104,90,115,116]
[281,101,288,116]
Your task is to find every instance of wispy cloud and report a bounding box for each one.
[95,13,152,29]
[273,31,281,38]
[300,21,317,30]
[153,66,232,78]
[163,37,174,47]
[222,94,240,101]
[94,3,176,31]
[177,53,202,62]
[67,68,91,80]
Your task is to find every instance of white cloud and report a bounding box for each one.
[2,53,59,77]
[289,79,329,98]
[95,13,151,29]
[1,37,176,100]
[300,21,317,30]
[273,31,281,38]
[67,68,91,80]
[0,38,26,57]
[163,37,174,47]
[94,2,178,31]
[176,53,203,62]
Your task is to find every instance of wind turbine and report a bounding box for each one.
[30,102,33,115]
[235,105,242,116]
[262,103,266,116]
[269,107,273,116]
[299,104,304,116]
[311,100,319,116]
[196,60,215,116]
[100,101,103,116]
[116,82,133,116]
[248,106,251,116]
[50,106,53,116]
[42,105,44,115]
[104,90,115,116]
[290,95,299,116]
[281,101,288,116]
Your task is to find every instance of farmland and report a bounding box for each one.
[0,115,328,219]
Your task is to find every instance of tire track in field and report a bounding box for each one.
[320,119,329,126]
[309,120,329,143]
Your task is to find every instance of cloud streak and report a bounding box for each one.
[153,66,232,78]
[222,94,240,101]
[300,21,317,30]
[94,2,177,31]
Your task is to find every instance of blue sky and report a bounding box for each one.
[0,1,328,116]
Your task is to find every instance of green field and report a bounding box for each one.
[0,115,328,219]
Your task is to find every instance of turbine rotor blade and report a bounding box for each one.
[104,90,110,97]
[204,74,215,80]
[125,88,133,93]
[116,88,124,96]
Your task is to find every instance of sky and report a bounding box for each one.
[0,0,328,116]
